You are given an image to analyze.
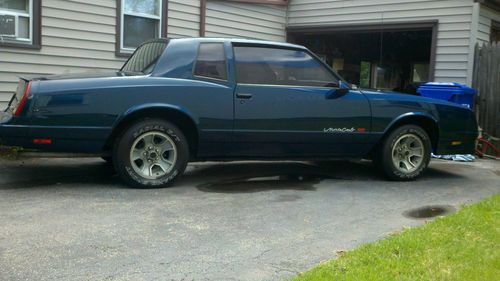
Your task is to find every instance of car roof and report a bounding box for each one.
[164,37,307,50]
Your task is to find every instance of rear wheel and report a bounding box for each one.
[377,125,431,180]
[113,119,189,188]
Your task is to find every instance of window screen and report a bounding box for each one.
[121,0,162,50]
[0,0,31,43]
[234,46,338,87]
[194,43,227,81]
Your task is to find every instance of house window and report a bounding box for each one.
[411,63,430,83]
[0,0,40,48]
[359,61,371,88]
[118,0,167,54]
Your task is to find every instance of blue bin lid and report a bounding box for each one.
[418,82,476,94]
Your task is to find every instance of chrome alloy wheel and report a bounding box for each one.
[391,133,425,173]
[129,132,177,179]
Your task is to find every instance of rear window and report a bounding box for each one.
[121,40,168,74]
[193,43,227,81]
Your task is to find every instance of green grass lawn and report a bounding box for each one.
[293,195,500,281]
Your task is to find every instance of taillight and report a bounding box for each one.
[14,81,32,116]
[33,139,53,145]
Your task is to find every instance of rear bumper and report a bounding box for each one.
[0,115,32,148]
[0,119,111,153]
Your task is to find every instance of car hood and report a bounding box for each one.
[359,88,467,108]
[359,88,417,96]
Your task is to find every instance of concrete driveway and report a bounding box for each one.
[0,158,498,281]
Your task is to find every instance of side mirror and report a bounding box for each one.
[326,88,349,99]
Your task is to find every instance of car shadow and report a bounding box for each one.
[191,160,374,194]
[0,159,122,190]
[191,160,467,193]
[0,158,466,191]
[421,165,468,180]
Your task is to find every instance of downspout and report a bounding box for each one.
[200,0,207,37]
[285,0,290,42]
[467,2,480,86]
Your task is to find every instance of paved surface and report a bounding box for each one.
[0,158,498,281]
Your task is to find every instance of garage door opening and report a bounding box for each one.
[288,23,436,94]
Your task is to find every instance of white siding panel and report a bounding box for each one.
[44,0,116,17]
[42,6,116,25]
[168,0,200,38]
[43,36,117,52]
[1,62,119,76]
[1,51,122,69]
[64,0,116,9]
[288,0,475,85]
[0,0,125,109]
[477,5,500,45]
[205,1,286,42]
[435,61,469,70]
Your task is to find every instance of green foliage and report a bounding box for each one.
[0,145,23,159]
[294,195,500,281]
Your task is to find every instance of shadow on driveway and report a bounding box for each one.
[0,158,466,191]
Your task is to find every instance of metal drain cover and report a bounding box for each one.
[403,205,456,219]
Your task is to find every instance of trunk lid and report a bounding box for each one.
[29,71,126,81]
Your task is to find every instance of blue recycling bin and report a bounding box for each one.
[417,82,476,109]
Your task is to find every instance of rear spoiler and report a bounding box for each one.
[5,77,31,114]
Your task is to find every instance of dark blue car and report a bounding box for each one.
[0,38,477,188]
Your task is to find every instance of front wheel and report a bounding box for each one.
[113,119,189,188]
[378,125,431,180]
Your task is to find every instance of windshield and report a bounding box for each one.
[121,40,168,74]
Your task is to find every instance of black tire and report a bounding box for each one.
[377,125,431,181]
[113,119,189,188]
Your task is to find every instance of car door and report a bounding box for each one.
[232,44,372,158]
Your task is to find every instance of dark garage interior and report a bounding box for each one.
[290,28,434,94]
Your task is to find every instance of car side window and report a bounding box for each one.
[193,43,228,81]
[234,46,338,87]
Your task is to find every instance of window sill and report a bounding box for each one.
[115,49,133,58]
[0,41,41,50]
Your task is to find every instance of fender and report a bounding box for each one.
[113,103,200,129]
[105,103,200,150]
[383,111,439,135]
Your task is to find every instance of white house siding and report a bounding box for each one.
[205,1,287,42]
[287,0,476,85]
[477,4,500,45]
[168,0,201,38]
[0,0,125,109]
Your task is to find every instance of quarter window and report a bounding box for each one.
[194,43,227,81]
[234,46,338,87]
[119,0,164,52]
[0,0,34,45]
